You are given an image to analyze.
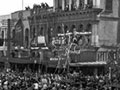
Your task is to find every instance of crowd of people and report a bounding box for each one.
[0,68,120,90]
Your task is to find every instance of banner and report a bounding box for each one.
[14,19,23,46]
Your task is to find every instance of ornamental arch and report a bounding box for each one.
[57,26,62,34]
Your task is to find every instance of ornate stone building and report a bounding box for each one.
[0,14,11,57]
[28,0,120,74]
[11,9,31,50]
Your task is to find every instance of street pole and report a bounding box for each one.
[5,19,11,70]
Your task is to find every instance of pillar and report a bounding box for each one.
[93,0,100,8]
[62,0,65,11]
[85,0,87,4]
[91,24,99,46]
[93,0,96,8]
[53,0,56,11]
[84,0,87,9]
[69,0,72,11]
[76,0,80,10]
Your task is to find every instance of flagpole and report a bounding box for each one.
[22,0,24,10]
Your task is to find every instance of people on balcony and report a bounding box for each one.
[65,4,69,11]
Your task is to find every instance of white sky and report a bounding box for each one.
[0,0,53,16]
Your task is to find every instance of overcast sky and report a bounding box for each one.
[0,0,53,16]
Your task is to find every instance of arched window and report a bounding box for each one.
[33,27,35,38]
[64,25,68,33]
[12,29,15,39]
[87,0,93,9]
[48,27,53,42]
[40,27,44,36]
[86,24,92,32]
[79,0,84,9]
[105,0,113,11]
[71,0,77,10]
[65,0,69,11]
[57,26,62,34]
[70,25,76,32]
[79,24,84,32]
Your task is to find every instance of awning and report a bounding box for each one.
[70,61,107,66]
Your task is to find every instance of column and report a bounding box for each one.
[91,24,99,46]
[69,0,72,11]
[62,0,65,11]
[85,0,87,4]
[96,0,100,8]
[76,0,80,10]
[93,0,96,8]
[53,0,60,11]
[84,0,87,9]
[93,0,100,8]
[53,0,55,11]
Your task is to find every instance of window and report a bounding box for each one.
[105,0,113,12]
[79,24,84,32]
[71,0,77,10]
[33,27,36,38]
[58,0,62,9]
[65,0,69,11]
[97,52,108,62]
[57,26,62,34]
[64,25,68,33]
[40,27,44,36]
[0,39,3,46]
[25,28,29,48]
[79,0,84,9]
[70,25,76,32]
[86,24,92,32]
[87,0,93,9]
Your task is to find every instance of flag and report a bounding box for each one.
[14,19,23,46]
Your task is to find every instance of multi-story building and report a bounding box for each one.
[0,14,11,57]
[29,0,120,75]
[4,9,35,71]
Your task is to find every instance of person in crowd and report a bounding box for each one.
[0,68,119,90]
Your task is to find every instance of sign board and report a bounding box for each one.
[38,36,46,44]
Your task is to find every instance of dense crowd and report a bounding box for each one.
[0,69,120,90]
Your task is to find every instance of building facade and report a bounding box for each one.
[28,0,120,74]
[11,9,31,58]
[0,14,11,57]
